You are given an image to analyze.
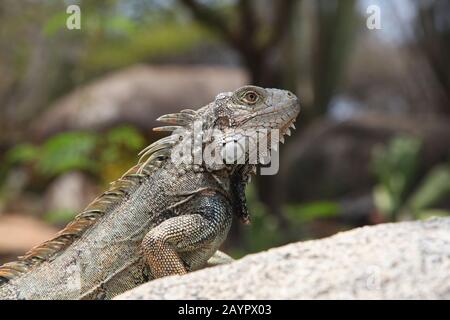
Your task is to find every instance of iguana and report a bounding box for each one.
[0,85,299,300]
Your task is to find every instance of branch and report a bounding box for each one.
[179,0,240,47]
[262,0,298,51]
[237,0,257,47]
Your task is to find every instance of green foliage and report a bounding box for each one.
[416,210,450,220]
[42,11,68,37]
[22,1,219,105]
[372,136,450,220]
[43,208,78,225]
[238,185,342,257]
[106,125,146,150]
[102,15,138,35]
[82,21,213,74]
[407,165,450,218]
[38,132,99,177]
[100,126,145,164]
[285,201,340,223]
[238,184,284,255]
[45,4,216,76]
[371,136,422,219]
[42,2,138,38]
[6,144,39,164]
[5,126,146,181]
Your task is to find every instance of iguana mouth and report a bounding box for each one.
[279,95,300,140]
[280,119,297,143]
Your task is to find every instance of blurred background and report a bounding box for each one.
[0,0,449,263]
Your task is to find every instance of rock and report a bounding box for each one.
[31,65,248,140]
[0,214,58,264]
[115,218,450,299]
[43,171,98,214]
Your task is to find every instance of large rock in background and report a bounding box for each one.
[116,218,450,299]
[0,215,58,265]
[43,171,99,216]
[281,114,450,204]
[31,64,248,140]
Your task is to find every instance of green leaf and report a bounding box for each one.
[407,165,450,213]
[371,136,422,218]
[417,209,450,220]
[373,185,394,217]
[243,184,283,252]
[43,209,77,224]
[37,132,99,177]
[105,16,137,35]
[42,12,68,37]
[286,201,340,222]
[83,21,214,72]
[5,144,39,164]
[106,125,145,150]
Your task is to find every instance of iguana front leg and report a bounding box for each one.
[141,194,232,279]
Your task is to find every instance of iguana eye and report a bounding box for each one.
[241,91,259,105]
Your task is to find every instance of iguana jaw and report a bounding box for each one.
[279,116,298,143]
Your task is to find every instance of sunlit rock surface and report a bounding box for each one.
[116,218,450,299]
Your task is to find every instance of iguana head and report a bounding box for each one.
[142,85,300,173]
[207,85,300,138]
[197,85,300,169]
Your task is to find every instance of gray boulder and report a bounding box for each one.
[115,218,450,299]
[31,64,248,140]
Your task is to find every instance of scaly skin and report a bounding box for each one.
[0,85,300,299]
